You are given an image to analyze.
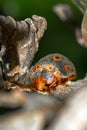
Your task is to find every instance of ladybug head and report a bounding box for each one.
[35,70,54,91]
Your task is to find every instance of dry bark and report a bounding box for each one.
[0,15,47,87]
[49,85,87,130]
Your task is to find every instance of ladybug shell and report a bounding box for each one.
[29,53,76,91]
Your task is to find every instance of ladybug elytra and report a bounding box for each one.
[29,53,76,92]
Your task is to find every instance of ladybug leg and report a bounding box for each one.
[35,75,49,91]
[49,76,58,90]
[49,76,62,90]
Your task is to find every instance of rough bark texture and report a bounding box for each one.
[0,15,47,87]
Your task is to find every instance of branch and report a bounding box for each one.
[0,15,47,86]
[49,85,87,130]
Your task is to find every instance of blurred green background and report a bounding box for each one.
[0,0,87,79]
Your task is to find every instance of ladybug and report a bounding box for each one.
[29,53,76,92]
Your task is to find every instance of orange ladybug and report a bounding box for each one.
[29,53,76,92]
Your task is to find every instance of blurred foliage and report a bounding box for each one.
[0,0,87,79]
